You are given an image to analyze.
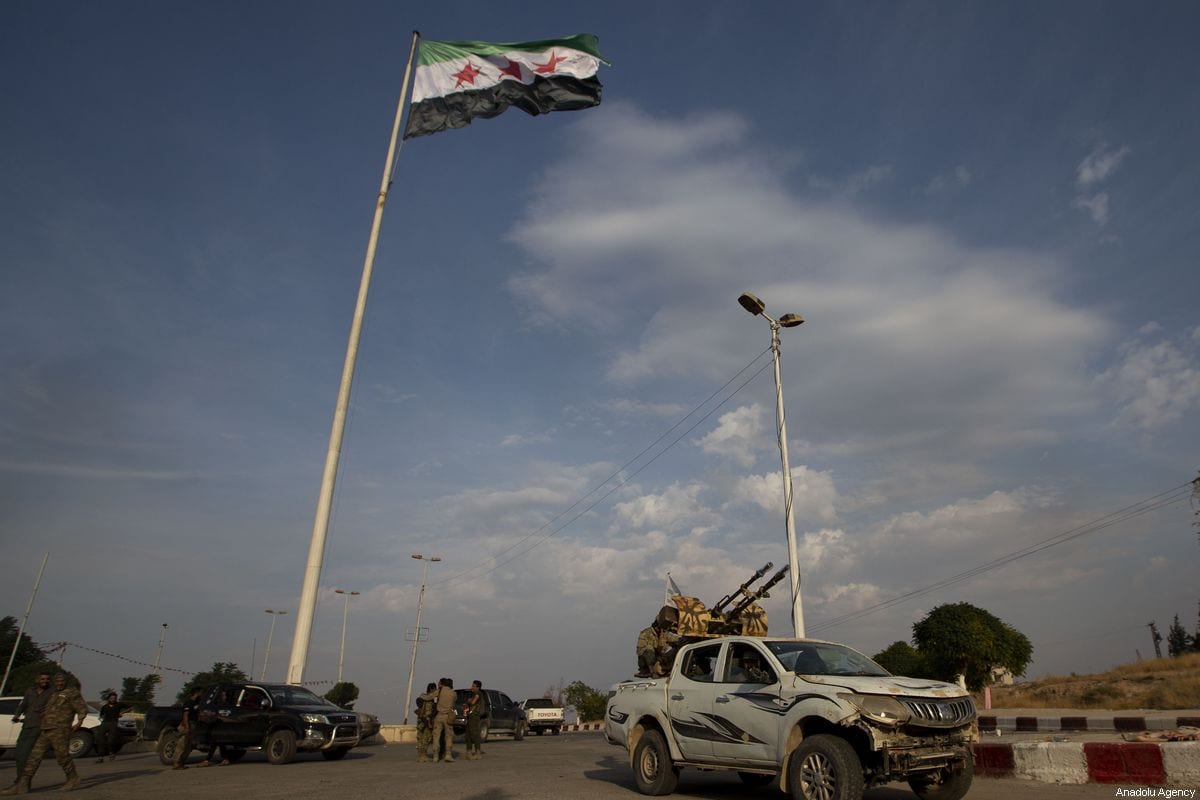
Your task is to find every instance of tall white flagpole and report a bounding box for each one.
[0,553,48,696]
[287,30,422,685]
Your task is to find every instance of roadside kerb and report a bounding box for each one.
[974,740,1200,786]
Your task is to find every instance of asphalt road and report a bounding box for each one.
[0,734,1160,799]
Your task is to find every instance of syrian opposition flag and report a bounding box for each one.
[403,34,605,139]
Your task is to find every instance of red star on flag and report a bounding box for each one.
[497,59,524,81]
[532,50,566,74]
[452,61,484,88]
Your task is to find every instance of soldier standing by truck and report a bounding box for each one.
[94,691,127,763]
[415,682,437,762]
[463,680,488,760]
[2,673,88,795]
[170,686,205,770]
[431,678,456,763]
[5,672,52,788]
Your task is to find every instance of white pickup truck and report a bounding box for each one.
[520,698,563,735]
[604,636,977,800]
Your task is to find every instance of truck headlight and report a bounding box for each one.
[837,693,911,726]
[300,713,329,724]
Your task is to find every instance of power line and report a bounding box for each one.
[808,481,1195,636]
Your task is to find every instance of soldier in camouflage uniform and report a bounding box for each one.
[464,680,488,760]
[415,682,437,762]
[2,673,88,795]
[635,607,679,677]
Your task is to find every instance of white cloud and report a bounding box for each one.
[1076,145,1131,186]
[612,482,714,531]
[1097,326,1200,430]
[925,165,972,194]
[1072,192,1110,225]
[696,404,766,467]
[729,465,839,523]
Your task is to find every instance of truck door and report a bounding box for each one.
[666,641,724,760]
[708,642,780,766]
[216,686,271,746]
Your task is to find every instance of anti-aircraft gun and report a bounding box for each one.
[669,562,789,638]
[636,563,790,676]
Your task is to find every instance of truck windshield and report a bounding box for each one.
[766,642,890,677]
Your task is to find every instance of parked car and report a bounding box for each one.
[520,697,564,735]
[0,697,137,758]
[452,688,525,741]
[148,683,366,765]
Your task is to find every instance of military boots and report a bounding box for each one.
[0,777,30,796]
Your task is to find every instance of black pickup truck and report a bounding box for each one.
[146,683,363,765]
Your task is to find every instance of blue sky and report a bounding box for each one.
[2,1,1198,720]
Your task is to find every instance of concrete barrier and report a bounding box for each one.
[973,741,1200,786]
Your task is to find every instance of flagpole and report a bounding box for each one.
[286,30,422,685]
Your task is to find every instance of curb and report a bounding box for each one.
[974,741,1200,785]
[980,715,1200,733]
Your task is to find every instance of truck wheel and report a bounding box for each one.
[552,726,561,735]
[738,772,774,787]
[535,728,544,735]
[786,735,863,800]
[223,748,246,763]
[321,747,350,760]
[632,729,679,796]
[480,723,490,743]
[514,721,525,741]
[155,730,178,766]
[265,729,297,765]
[68,730,94,758]
[908,751,973,800]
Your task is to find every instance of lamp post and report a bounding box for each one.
[738,291,806,638]
[333,589,360,684]
[153,623,169,675]
[262,610,288,681]
[402,554,441,725]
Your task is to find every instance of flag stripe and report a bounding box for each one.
[414,34,604,66]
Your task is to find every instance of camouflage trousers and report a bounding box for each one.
[416,719,433,755]
[20,727,76,781]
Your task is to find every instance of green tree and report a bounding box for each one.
[912,602,1032,691]
[177,662,248,704]
[872,641,929,678]
[6,660,80,695]
[562,680,607,723]
[324,681,359,709]
[1167,614,1190,657]
[118,673,161,711]
[0,616,47,693]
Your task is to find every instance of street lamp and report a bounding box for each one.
[153,623,169,675]
[333,589,360,684]
[261,610,288,681]
[402,554,441,725]
[738,291,806,638]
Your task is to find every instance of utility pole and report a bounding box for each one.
[1147,621,1163,659]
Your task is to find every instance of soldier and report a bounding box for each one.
[171,686,205,770]
[464,680,488,760]
[415,682,437,762]
[6,672,52,788]
[635,607,678,677]
[2,673,88,795]
[431,677,456,763]
[94,691,127,763]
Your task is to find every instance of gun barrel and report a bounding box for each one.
[710,562,773,616]
[728,565,790,618]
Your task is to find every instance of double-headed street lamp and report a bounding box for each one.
[738,291,806,638]
[333,588,360,684]
[261,609,288,681]
[402,554,441,725]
